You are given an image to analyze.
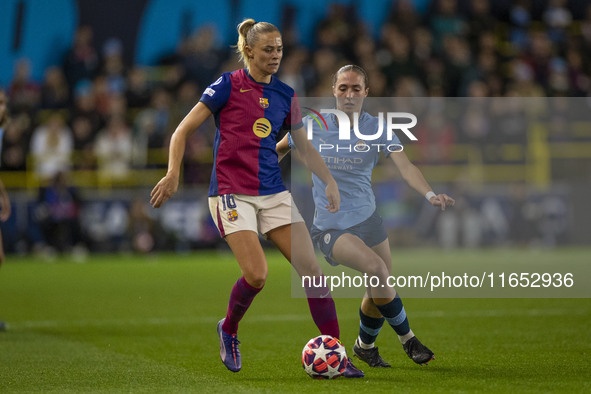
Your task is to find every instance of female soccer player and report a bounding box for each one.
[277,65,455,367]
[150,20,363,377]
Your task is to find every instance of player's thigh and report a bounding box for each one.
[225,230,268,289]
[267,222,322,278]
[332,234,389,279]
[209,195,267,288]
[370,239,393,275]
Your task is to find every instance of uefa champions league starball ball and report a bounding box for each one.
[301,335,347,379]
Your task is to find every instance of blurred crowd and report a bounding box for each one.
[2,0,588,254]
[2,0,591,185]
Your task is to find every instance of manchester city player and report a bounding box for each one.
[151,21,363,377]
[277,65,454,368]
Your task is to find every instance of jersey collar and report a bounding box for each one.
[244,68,274,86]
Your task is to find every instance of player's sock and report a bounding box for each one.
[358,307,385,348]
[375,294,414,343]
[222,276,263,335]
[304,279,340,339]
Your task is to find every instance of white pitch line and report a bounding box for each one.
[6,308,588,330]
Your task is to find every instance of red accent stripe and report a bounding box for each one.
[304,107,328,130]
[216,202,226,237]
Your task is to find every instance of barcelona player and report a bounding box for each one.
[277,65,455,367]
[150,20,363,377]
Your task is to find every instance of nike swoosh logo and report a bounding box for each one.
[240,88,253,93]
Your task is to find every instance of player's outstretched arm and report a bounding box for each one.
[390,150,455,211]
[150,102,212,208]
[290,126,340,212]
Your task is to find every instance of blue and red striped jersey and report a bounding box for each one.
[200,69,302,197]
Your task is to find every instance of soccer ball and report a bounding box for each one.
[301,335,347,379]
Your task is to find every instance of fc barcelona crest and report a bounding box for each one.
[259,97,269,108]
[227,210,238,222]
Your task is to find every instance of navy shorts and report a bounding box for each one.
[310,210,388,266]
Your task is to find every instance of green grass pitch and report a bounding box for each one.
[0,249,589,392]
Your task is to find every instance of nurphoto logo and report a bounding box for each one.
[305,108,417,153]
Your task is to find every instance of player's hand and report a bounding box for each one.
[150,173,179,208]
[429,193,455,211]
[325,180,340,213]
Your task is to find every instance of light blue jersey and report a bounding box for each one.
[291,111,403,230]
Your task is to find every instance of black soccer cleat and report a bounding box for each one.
[402,336,434,365]
[353,339,391,368]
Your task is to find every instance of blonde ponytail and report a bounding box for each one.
[235,18,280,69]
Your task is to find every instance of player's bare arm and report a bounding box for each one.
[150,102,212,208]
[276,134,290,162]
[389,150,455,211]
[290,126,340,212]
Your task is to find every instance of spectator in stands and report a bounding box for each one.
[565,49,588,97]
[278,48,308,95]
[70,115,96,170]
[0,112,30,172]
[63,25,99,90]
[308,48,339,96]
[30,112,73,181]
[509,59,545,97]
[524,31,554,92]
[101,38,127,96]
[71,79,102,133]
[388,0,422,35]
[135,88,172,150]
[94,114,133,182]
[509,0,532,52]
[169,80,201,127]
[127,197,168,253]
[543,0,572,44]
[315,3,358,59]
[380,24,421,91]
[442,35,472,96]
[466,0,495,53]
[429,0,467,52]
[125,67,151,108]
[580,3,591,56]
[36,171,85,254]
[40,67,70,109]
[9,58,41,112]
[93,75,114,117]
[412,27,434,66]
[180,25,228,90]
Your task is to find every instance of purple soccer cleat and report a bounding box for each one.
[217,318,241,372]
[342,356,365,378]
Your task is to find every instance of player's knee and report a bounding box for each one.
[244,272,267,289]
[365,258,390,282]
